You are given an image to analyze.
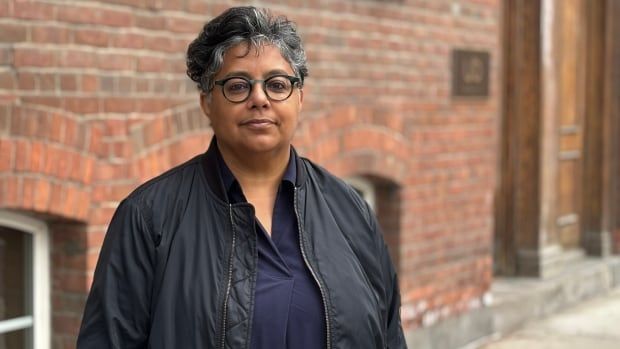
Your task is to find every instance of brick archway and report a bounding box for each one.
[297,105,409,184]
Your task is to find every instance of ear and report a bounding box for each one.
[199,93,212,120]
[298,88,304,111]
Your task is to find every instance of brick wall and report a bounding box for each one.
[0,0,501,346]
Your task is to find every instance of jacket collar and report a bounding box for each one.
[201,137,306,203]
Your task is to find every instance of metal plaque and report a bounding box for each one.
[452,49,490,97]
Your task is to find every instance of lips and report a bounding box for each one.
[239,118,277,127]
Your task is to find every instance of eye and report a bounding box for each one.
[265,77,290,92]
[224,79,250,94]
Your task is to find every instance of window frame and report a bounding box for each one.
[345,176,376,211]
[0,211,50,349]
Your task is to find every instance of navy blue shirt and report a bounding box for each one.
[216,147,325,349]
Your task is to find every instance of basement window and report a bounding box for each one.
[0,212,50,349]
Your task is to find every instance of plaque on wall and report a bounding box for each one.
[452,49,490,97]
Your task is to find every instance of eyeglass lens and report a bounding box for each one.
[222,76,294,102]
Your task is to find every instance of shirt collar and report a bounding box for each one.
[216,145,297,196]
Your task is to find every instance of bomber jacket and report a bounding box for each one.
[77,138,406,349]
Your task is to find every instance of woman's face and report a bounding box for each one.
[200,43,303,158]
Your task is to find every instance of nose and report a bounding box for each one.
[246,81,270,109]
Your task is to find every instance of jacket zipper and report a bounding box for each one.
[220,204,236,349]
[293,187,331,349]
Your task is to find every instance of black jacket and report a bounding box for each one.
[77,139,406,349]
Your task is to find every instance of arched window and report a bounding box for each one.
[345,176,376,211]
[0,211,50,349]
[345,176,401,272]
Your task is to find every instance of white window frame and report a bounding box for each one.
[0,211,50,349]
[345,176,376,211]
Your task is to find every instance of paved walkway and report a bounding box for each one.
[478,287,620,349]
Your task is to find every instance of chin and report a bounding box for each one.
[241,138,287,154]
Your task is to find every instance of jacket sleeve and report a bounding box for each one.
[365,201,407,348]
[383,244,407,348]
[77,199,156,349]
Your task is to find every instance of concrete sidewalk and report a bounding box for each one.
[477,287,620,349]
[407,257,620,349]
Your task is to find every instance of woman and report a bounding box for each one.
[77,6,406,349]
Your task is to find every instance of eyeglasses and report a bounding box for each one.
[213,75,301,103]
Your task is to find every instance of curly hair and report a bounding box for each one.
[186,6,308,94]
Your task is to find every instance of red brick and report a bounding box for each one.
[143,35,176,53]
[0,106,10,133]
[20,111,39,138]
[21,96,62,109]
[92,183,135,203]
[99,9,133,27]
[60,74,78,91]
[67,152,82,182]
[14,2,56,20]
[86,250,100,272]
[0,139,13,171]
[44,145,59,176]
[98,53,135,71]
[63,97,99,114]
[75,123,89,150]
[88,127,104,157]
[0,48,12,65]
[14,139,30,171]
[135,13,165,30]
[82,157,95,185]
[17,72,36,90]
[74,29,110,47]
[63,118,77,145]
[103,118,127,137]
[86,229,106,250]
[3,176,20,207]
[63,186,79,217]
[80,74,99,92]
[104,0,148,8]
[38,73,57,91]
[56,5,97,24]
[0,23,27,42]
[103,97,135,113]
[0,2,9,17]
[165,16,203,34]
[49,183,64,215]
[160,0,184,11]
[186,0,210,13]
[76,189,91,220]
[0,70,15,89]
[52,251,86,275]
[34,178,52,212]
[29,141,44,172]
[14,48,58,67]
[31,25,70,43]
[144,117,168,146]
[110,140,132,159]
[22,177,35,209]
[54,272,90,293]
[49,113,65,142]
[56,149,71,179]
[111,32,145,49]
[137,98,177,113]
[61,50,97,68]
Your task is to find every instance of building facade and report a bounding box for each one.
[0,0,618,348]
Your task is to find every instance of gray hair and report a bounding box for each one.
[186,6,308,94]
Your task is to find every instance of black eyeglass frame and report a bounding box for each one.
[212,74,302,103]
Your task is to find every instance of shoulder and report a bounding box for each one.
[299,156,374,228]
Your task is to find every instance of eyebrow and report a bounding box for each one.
[221,69,292,80]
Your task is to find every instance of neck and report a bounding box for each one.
[217,141,291,190]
